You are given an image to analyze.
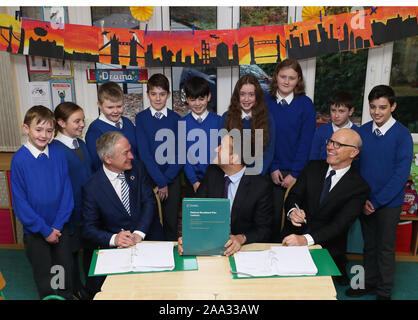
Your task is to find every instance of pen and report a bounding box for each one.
[294,203,307,224]
[121,228,135,241]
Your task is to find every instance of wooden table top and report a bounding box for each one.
[94,243,337,300]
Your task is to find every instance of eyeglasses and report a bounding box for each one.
[326,138,358,149]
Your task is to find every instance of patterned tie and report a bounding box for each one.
[223,176,232,199]
[155,111,163,120]
[280,99,288,107]
[117,173,131,215]
[375,128,383,137]
[244,115,251,121]
[197,117,203,124]
[38,153,47,159]
[73,139,79,149]
[115,122,122,129]
[319,170,336,204]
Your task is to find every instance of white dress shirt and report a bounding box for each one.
[149,106,168,118]
[55,132,77,149]
[103,164,146,246]
[224,166,246,211]
[24,141,49,158]
[372,116,396,136]
[276,92,294,105]
[99,113,123,129]
[191,110,209,122]
[332,120,353,132]
[241,110,252,119]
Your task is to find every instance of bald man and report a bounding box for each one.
[279,128,370,285]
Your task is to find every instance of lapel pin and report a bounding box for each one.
[130,176,135,181]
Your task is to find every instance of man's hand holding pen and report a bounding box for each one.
[115,229,137,248]
[290,204,307,227]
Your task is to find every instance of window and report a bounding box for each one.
[314,50,368,126]
[390,35,418,133]
[169,7,217,116]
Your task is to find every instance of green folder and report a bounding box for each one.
[229,248,341,279]
[88,245,198,277]
[182,198,230,256]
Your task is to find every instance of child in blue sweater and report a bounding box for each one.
[182,76,221,196]
[346,85,413,300]
[135,74,183,240]
[220,74,275,176]
[310,90,359,160]
[265,58,316,242]
[11,105,74,299]
[85,81,137,171]
[52,102,94,300]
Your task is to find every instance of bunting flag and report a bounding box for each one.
[0,7,417,68]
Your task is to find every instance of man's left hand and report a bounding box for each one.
[224,234,246,257]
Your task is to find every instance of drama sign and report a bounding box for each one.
[86,68,148,84]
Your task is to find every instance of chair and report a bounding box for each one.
[42,295,65,300]
[0,271,6,300]
[281,179,297,232]
[153,189,163,226]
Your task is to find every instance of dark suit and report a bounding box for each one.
[81,160,163,247]
[281,160,370,271]
[196,165,273,243]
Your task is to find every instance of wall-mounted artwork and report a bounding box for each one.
[0,7,417,68]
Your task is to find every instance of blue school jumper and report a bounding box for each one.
[265,93,316,178]
[183,111,221,185]
[358,120,413,209]
[309,122,359,160]
[50,139,93,225]
[10,144,74,238]
[219,111,276,176]
[135,108,183,188]
[85,116,137,171]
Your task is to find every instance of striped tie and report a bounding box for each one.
[73,139,79,149]
[117,173,131,215]
[375,128,383,137]
[155,111,163,119]
[197,117,203,124]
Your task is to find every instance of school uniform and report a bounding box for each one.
[357,117,413,298]
[265,92,316,241]
[183,110,221,196]
[51,133,94,299]
[219,109,276,176]
[135,106,183,241]
[85,114,138,171]
[10,142,74,299]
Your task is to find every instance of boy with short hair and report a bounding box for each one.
[346,85,413,300]
[135,73,183,241]
[182,76,221,195]
[11,105,74,299]
[85,81,137,171]
[309,90,359,160]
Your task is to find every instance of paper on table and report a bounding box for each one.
[132,242,175,271]
[234,246,318,278]
[269,246,318,276]
[94,242,175,275]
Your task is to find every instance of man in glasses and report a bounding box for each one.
[279,128,370,286]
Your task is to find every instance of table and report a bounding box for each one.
[93,243,337,300]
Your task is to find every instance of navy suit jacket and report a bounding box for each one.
[82,160,163,247]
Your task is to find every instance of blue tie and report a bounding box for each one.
[280,99,288,107]
[117,173,131,215]
[115,122,122,129]
[244,115,251,121]
[38,153,47,160]
[155,112,163,120]
[319,170,336,204]
[73,139,79,149]
[197,117,203,124]
[375,128,382,137]
[223,176,231,199]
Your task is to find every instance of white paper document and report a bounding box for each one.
[234,246,318,278]
[94,242,175,275]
